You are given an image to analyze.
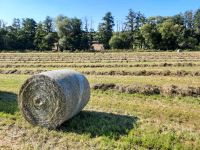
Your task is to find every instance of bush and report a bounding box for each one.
[109,35,124,49]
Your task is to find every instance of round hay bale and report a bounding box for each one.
[18,69,90,129]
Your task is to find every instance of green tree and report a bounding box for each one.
[34,23,47,50]
[11,18,23,49]
[70,18,82,50]
[4,26,17,49]
[1,19,23,50]
[80,18,90,50]
[125,9,137,32]
[147,16,166,25]
[158,20,183,50]
[21,18,37,49]
[56,15,83,51]
[171,14,184,25]
[119,32,132,49]
[194,9,200,44]
[0,27,7,50]
[43,16,54,33]
[56,15,72,50]
[34,20,58,51]
[43,16,57,50]
[140,23,161,49]
[44,32,58,50]
[125,9,146,49]
[80,31,90,50]
[12,18,21,30]
[109,35,124,49]
[98,12,115,49]
[184,11,194,29]
[109,32,133,49]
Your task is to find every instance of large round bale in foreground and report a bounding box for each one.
[18,69,90,129]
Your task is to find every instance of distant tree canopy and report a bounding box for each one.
[1,9,200,51]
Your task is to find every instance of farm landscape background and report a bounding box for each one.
[1,0,200,149]
[0,8,200,51]
[0,52,200,149]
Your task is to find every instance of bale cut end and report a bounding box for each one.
[18,74,67,129]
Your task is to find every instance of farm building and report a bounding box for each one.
[52,43,60,52]
[90,41,105,51]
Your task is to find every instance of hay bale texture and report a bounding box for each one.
[18,69,90,129]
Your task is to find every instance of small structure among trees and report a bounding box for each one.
[90,41,105,51]
[52,42,60,52]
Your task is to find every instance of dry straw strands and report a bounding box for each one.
[92,83,200,97]
[3,69,200,76]
[18,69,90,129]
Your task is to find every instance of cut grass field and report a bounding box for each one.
[0,52,200,149]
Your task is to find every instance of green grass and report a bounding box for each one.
[0,91,18,114]
[1,74,200,89]
[0,88,200,149]
[0,52,200,149]
[0,76,200,149]
[88,75,200,87]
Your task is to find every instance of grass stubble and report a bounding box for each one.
[0,52,200,149]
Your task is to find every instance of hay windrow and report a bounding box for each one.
[2,69,200,76]
[0,62,198,69]
[18,69,90,129]
[92,83,200,97]
[82,70,200,77]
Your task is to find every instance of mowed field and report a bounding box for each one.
[0,52,200,149]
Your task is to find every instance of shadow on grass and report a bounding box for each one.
[59,110,138,139]
[0,91,18,114]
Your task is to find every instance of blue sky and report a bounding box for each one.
[0,0,200,30]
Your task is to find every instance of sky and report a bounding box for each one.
[0,0,200,30]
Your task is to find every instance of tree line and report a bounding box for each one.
[0,8,200,51]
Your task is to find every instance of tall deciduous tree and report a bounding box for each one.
[158,20,183,50]
[56,15,83,51]
[140,23,161,49]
